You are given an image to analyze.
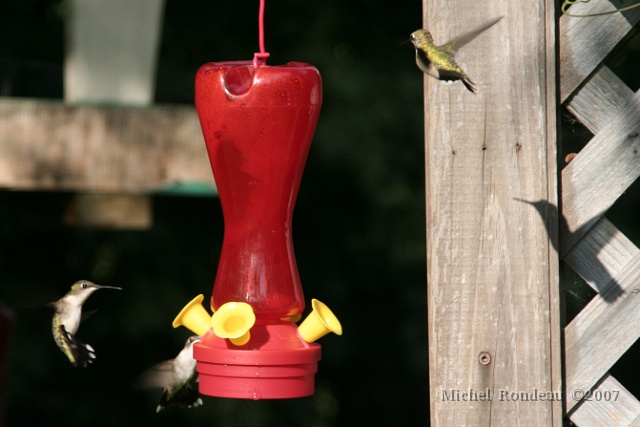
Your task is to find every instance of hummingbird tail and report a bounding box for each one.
[57,325,96,367]
[462,77,476,93]
[73,341,96,367]
[156,381,202,413]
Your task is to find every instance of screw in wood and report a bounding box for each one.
[478,351,491,366]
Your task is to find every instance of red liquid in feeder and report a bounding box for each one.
[196,61,322,320]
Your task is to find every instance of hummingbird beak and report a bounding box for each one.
[513,198,534,205]
[96,285,123,291]
[399,39,411,46]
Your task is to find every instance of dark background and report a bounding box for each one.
[0,1,639,426]
[0,1,426,426]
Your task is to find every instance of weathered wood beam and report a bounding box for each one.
[423,0,561,425]
[0,97,215,194]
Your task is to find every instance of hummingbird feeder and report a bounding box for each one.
[172,0,342,400]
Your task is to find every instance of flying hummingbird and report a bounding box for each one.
[408,16,503,93]
[134,335,203,413]
[50,280,122,367]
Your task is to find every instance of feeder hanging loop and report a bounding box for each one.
[252,0,270,68]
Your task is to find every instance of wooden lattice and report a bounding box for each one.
[559,1,640,425]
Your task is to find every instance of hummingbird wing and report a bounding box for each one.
[134,362,202,413]
[56,325,96,367]
[415,48,442,79]
[81,308,98,322]
[441,16,504,54]
[133,360,175,389]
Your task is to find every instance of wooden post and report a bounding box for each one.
[423,1,561,425]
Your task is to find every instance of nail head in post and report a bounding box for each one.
[478,351,491,366]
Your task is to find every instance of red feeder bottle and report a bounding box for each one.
[172,61,342,400]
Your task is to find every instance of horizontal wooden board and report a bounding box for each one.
[0,98,215,194]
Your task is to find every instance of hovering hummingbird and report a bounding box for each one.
[134,335,202,413]
[408,16,504,93]
[50,280,122,367]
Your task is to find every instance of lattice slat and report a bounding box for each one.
[568,374,640,427]
[564,217,639,293]
[559,1,640,424]
[562,91,640,255]
[565,252,640,412]
[559,0,640,102]
[565,65,635,135]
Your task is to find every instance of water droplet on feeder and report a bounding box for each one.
[214,131,223,139]
[240,103,246,109]
[275,90,288,101]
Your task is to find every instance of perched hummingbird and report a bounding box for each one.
[50,280,122,367]
[409,16,503,93]
[134,335,202,413]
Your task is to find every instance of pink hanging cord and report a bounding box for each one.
[252,0,270,68]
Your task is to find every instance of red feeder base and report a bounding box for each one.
[194,321,322,399]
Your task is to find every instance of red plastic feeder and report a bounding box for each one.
[171,61,342,400]
[197,61,321,320]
